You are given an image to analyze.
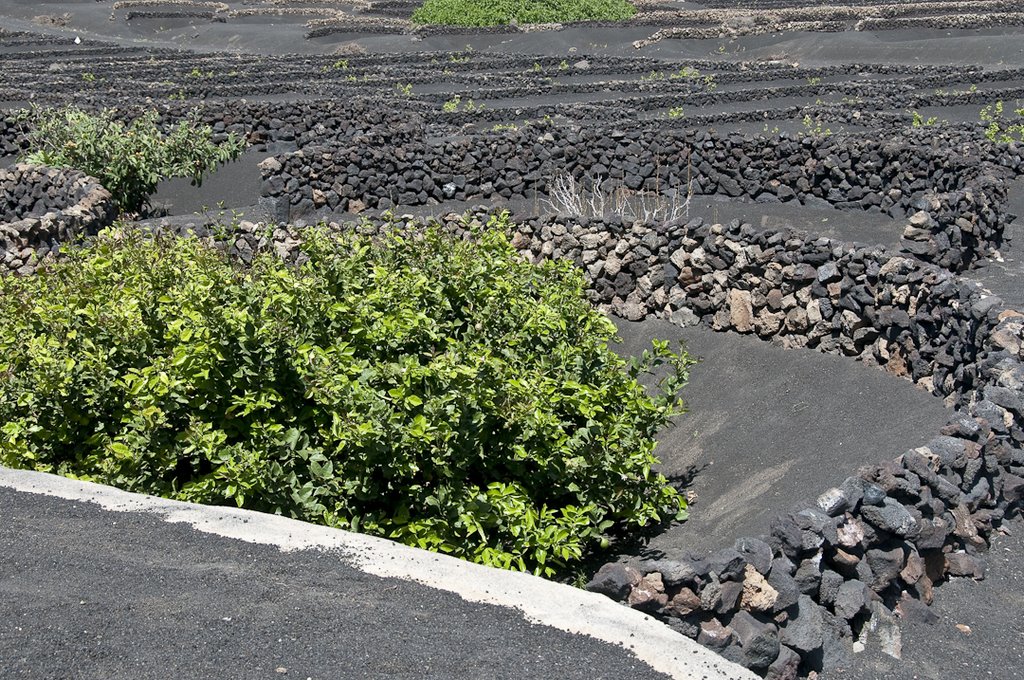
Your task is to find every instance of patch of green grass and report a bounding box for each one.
[412,0,636,27]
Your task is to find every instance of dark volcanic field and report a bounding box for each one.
[2,1,1024,679]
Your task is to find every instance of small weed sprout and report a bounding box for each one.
[644,67,715,90]
[442,95,484,113]
[395,82,414,97]
[321,58,349,73]
[667,106,685,119]
[910,110,940,127]
[442,95,461,112]
[448,45,473,63]
[979,100,1024,143]
[802,114,832,137]
[669,66,700,80]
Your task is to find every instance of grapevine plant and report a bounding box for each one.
[0,216,693,576]
[19,105,245,214]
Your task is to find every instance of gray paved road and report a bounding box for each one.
[0,469,756,680]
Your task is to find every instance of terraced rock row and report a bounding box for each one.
[3,25,1023,137]
[259,125,1020,271]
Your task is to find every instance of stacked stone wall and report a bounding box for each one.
[260,128,1016,272]
[0,164,115,275]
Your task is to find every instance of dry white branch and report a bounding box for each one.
[543,171,692,224]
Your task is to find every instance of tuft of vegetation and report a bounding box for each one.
[979,100,1024,143]
[321,58,349,73]
[910,110,940,127]
[19,105,246,214]
[0,217,693,576]
[411,0,636,27]
[442,94,483,113]
[802,113,833,137]
[641,66,716,91]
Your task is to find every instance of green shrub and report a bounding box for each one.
[19,105,246,214]
[0,216,693,576]
[412,0,636,27]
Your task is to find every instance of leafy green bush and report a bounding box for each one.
[19,106,245,214]
[0,216,693,576]
[412,0,636,27]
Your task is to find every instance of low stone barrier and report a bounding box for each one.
[259,127,1016,272]
[0,164,115,275]
[192,209,1024,679]
[504,211,1022,676]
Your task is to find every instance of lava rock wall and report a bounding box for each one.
[471,208,1022,679]
[0,164,115,275]
[259,127,1017,272]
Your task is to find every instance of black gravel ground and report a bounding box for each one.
[612,318,952,555]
